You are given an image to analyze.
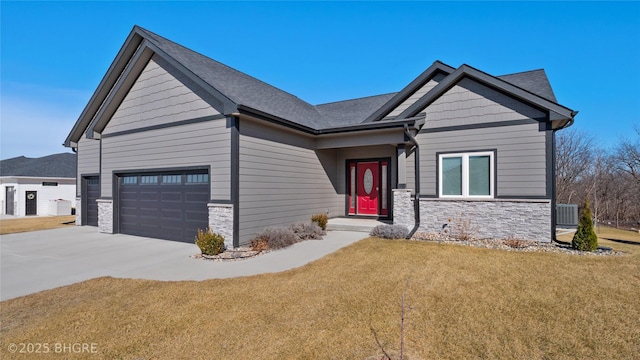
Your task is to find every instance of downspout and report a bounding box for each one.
[404,124,420,239]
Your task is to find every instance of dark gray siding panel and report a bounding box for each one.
[238,121,341,245]
[101,120,230,199]
[76,137,100,197]
[418,122,547,197]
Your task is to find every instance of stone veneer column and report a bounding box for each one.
[418,199,552,242]
[75,197,82,225]
[208,203,234,249]
[96,199,113,233]
[392,189,415,230]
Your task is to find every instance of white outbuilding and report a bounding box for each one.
[1,153,76,217]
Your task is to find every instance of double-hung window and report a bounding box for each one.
[439,151,494,198]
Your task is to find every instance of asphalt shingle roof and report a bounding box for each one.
[498,69,558,103]
[315,93,398,128]
[0,153,76,178]
[138,28,327,129]
[116,27,564,131]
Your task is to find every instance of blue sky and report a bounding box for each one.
[1,1,639,159]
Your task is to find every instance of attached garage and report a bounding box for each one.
[116,171,210,243]
[83,176,99,226]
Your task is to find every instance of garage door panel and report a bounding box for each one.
[139,191,161,201]
[118,171,209,243]
[161,192,183,202]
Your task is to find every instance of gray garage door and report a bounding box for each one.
[118,172,209,243]
[85,176,100,226]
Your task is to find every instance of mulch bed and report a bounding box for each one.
[411,232,626,256]
[192,247,271,262]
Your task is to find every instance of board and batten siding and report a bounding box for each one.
[102,55,220,135]
[101,120,230,199]
[238,123,341,245]
[76,136,100,197]
[387,73,446,118]
[412,77,548,198]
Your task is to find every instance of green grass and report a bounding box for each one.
[1,228,639,359]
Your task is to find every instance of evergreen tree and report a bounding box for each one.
[572,199,598,251]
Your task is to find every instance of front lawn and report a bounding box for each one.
[0,216,75,235]
[1,228,638,359]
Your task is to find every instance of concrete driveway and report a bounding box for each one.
[0,226,368,301]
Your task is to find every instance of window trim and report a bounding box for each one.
[438,150,495,199]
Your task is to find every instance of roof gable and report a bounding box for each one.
[65,26,576,145]
[135,28,325,128]
[394,64,576,128]
[364,61,455,123]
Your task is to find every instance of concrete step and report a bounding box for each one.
[326,218,387,233]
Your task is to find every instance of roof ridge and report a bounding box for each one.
[135,26,319,111]
[315,92,398,106]
[498,68,546,77]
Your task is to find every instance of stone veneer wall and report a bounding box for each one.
[75,197,82,226]
[392,189,415,230]
[97,199,113,234]
[208,203,234,248]
[418,199,552,242]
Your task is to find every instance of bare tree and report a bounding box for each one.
[556,128,596,204]
[614,125,640,183]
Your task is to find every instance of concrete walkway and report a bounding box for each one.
[0,226,369,301]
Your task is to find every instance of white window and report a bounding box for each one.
[439,151,494,198]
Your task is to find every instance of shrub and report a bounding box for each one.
[572,199,598,251]
[195,228,226,255]
[311,213,328,230]
[288,222,324,240]
[250,227,299,250]
[504,237,528,249]
[250,238,269,252]
[370,224,409,239]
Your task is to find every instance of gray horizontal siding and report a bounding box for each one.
[77,136,100,197]
[423,78,545,126]
[101,119,230,199]
[238,130,341,245]
[102,55,221,135]
[387,73,445,117]
[418,122,547,197]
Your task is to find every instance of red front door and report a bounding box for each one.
[357,162,379,215]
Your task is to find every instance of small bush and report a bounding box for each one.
[311,213,328,230]
[250,227,299,250]
[370,224,409,239]
[195,228,226,255]
[250,238,269,252]
[288,222,324,240]
[572,199,598,251]
[504,237,528,249]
